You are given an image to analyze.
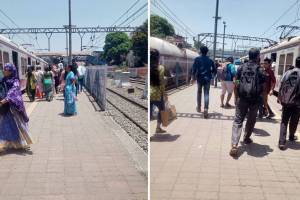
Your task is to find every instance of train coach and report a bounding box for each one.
[0,35,48,91]
[260,36,300,93]
[150,37,199,89]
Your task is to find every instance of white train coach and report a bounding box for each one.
[0,35,48,91]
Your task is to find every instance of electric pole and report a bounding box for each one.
[213,0,220,61]
[68,0,72,64]
[222,21,226,62]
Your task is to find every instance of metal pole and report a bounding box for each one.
[212,0,220,61]
[68,0,72,64]
[222,21,226,62]
[48,37,50,52]
[65,31,68,57]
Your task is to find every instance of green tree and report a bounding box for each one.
[150,14,175,38]
[103,32,132,65]
[131,20,148,67]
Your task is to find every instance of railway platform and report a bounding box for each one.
[0,91,147,200]
[150,84,300,200]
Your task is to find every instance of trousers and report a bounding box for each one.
[232,98,260,146]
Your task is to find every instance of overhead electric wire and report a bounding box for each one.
[124,8,147,27]
[157,0,196,35]
[0,8,41,49]
[85,0,146,51]
[0,18,27,44]
[151,0,194,37]
[111,0,141,26]
[260,0,299,37]
[118,3,148,26]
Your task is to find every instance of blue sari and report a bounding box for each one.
[64,71,77,115]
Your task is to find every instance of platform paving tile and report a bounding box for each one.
[0,92,147,199]
[151,85,300,200]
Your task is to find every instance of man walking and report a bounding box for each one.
[230,48,265,157]
[277,57,300,150]
[191,46,216,118]
[220,57,236,108]
[259,57,276,119]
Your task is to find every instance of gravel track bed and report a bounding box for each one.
[106,103,148,152]
[107,85,147,108]
[106,90,148,132]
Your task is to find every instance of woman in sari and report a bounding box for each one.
[26,66,37,102]
[0,63,33,151]
[64,65,77,115]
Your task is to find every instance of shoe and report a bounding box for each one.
[289,135,298,142]
[225,103,233,108]
[203,109,208,119]
[220,104,225,108]
[243,137,253,144]
[196,107,201,113]
[156,127,166,133]
[229,145,238,157]
[278,143,286,150]
[266,113,275,119]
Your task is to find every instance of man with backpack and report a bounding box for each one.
[191,46,217,118]
[230,48,266,157]
[277,57,300,150]
[220,57,236,108]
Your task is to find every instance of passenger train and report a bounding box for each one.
[150,37,199,89]
[0,35,48,90]
[260,36,300,93]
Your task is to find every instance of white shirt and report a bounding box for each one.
[77,65,86,76]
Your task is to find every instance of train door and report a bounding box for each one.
[28,57,31,66]
[12,51,19,78]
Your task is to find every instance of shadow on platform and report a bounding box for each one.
[176,112,235,121]
[287,141,300,150]
[150,133,180,142]
[253,128,271,137]
[84,90,104,112]
[233,142,273,159]
[0,148,33,157]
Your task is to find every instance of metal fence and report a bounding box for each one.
[84,66,107,110]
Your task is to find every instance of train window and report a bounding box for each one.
[28,57,31,65]
[285,53,294,72]
[271,53,277,62]
[0,50,2,70]
[3,52,9,64]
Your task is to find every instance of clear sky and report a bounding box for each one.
[151,0,300,50]
[0,0,147,52]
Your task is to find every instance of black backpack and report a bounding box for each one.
[278,68,300,106]
[238,62,262,100]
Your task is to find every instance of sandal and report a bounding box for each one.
[156,127,166,134]
[229,146,238,157]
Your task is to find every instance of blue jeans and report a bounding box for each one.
[197,81,210,110]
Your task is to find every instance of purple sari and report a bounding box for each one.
[0,63,32,149]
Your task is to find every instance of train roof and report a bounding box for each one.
[261,35,300,54]
[150,37,199,58]
[0,35,47,64]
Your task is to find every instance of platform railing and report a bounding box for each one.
[84,66,107,110]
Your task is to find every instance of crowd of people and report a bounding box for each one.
[0,61,86,152]
[150,46,300,157]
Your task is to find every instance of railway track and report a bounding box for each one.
[106,88,148,133]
